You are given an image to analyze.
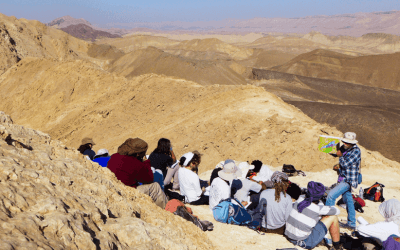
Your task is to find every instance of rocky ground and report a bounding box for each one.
[2,110,400,250]
[0,112,213,249]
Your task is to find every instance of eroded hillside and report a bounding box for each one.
[0,13,89,75]
[0,112,213,249]
[0,57,398,175]
[271,49,400,91]
[106,46,247,85]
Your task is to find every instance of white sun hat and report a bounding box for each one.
[218,160,242,181]
[342,132,358,144]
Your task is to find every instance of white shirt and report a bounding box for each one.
[233,178,262,202]
[252,165,274,182]
[358,221,400,242]
[178,167,202,203]
[209,177,231,210]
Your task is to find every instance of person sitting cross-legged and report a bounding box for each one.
[285,181,343,250]
[258,171,293,234]
[209,160,242,210]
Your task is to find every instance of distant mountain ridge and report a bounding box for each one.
[47,15,92,28]
[47,16,154,37]
[60,24,121,42]
[48,10,400,37]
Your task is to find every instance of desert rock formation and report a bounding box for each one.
[96,35,180,53]
[0,111,213,249]
[47,15,129,37]
[0,13,89,75]
[106,46,247,85]
[0,56,399,176]
[60,24,121,42]
[47,15,92,29]
[271,49,400,91]
[252,69,400,163]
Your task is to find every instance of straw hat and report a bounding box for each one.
[81,137,95,145]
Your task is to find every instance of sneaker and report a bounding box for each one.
[324,237,333,247]
[329,244,344,250]
[339,222,356,231]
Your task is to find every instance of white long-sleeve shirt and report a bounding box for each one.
[178,167,202,203]
[358,221,400,242]
[252,165,274,182]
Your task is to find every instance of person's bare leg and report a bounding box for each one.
[321,215,340,242]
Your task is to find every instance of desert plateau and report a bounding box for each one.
[1,3,400,249]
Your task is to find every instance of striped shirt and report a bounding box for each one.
[285,197,340,241]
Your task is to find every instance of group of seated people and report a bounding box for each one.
[78,137,400,250]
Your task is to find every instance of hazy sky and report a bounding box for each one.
[1,0,398,27]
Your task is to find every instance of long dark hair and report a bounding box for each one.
[78,144,92,154]
[152,138,171,156]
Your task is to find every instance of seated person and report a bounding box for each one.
[231,162,265,210]
[209,160,242,210]
[356,199,400,249]
[164,151,201,190]
[93,149,111,167]
[148,138,176,178]
[258,171,293,234]
[210,159,235,185]
[178,152,209,205]
[285,181,343,250]
[107,138,168,209]
[77,137,96,160]
[251,160,274,187]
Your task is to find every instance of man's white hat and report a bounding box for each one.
[342,132,358,144]
[95,149,109,157]
[237,162,255,179]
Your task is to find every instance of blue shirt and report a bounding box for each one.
[93,156,111,167]
[339,145,361,188]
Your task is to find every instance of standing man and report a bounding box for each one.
[326,132,361,230]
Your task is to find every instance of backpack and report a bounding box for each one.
[363,182,385,202]
[166,199,214,231]
[336,195,365,213]
[282,164,306,177]
[212,198,259,229]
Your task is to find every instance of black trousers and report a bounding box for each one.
[190,194,209,205]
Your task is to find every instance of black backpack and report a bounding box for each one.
[363,182,385,202]
[282,164,306,177]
